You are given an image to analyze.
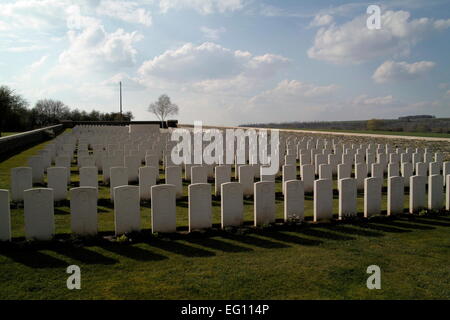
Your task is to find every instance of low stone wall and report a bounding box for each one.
[0,125,64,162]
[61,120,178,128]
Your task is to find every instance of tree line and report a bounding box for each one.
[0,85,133,135]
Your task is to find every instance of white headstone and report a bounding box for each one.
[339,178,357,219]
[151,184,177,233]
[429,162,441,176]
[139,166,157,201]
[428,174,444,211]
[114,185,141,235]
[47,167,68,201]
[110,167,128,201]
[355,162,367,191]
[284,180,304,222]
[401,162,413,188]
[28,156,45,184]
[80,166,98,189]
[424,152,433,163]
[319,164,332,180]
[145,154,160,168]
[285,154,296,166]
[301,164,315,193]
[337,163,352,181]
[315,154,327,174]
[282,165,297,194]
[24,188,54,240]
[78,155,95,168]
[0,190,11,241]
[239,165,254,196]
[221,182,244,228]
[387,163,399,177]
[314,179,333,221]
[409,175,426,214]
[364,177,382,218]
[387,176,404,215]
[260,165,276,182]
[70,187,98,236]
[371,163,383,179]
[11,167,32,202]
[124,155,141,183]
[215,165,231,196]
[55,155,71,180]
[191,166,208,184]
[188,183,212,232]
[165,166,183,198]
[254,181,276,226]
[416,162,427,177]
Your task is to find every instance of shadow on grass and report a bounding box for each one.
[49,244,117,265]
[259,230,323,246]
[186,237,253,253]
[407,216,450,227]
[320,224,383,238]
[3,213,449,268]
[374,219,435,231]
[295,227,355,241]
[0,244,67,268]
[353,222,411,234]
[99,243,167,262]
[221,233,289,249]
[146,238,216,258]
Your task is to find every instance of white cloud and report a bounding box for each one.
[259,4,286,17]
[101,72,146,90]
[12,55,49,83]
[200,26,226,40]
[29,55,48,72]
[433,18,450,30]
[250,80,339,103]
[48,23,143,80]
[4,45,48,52]
[351,94,396,106]
[138,42,290,84]
[0,0,69,31]
[308,10,450,64]
[66,5,101,30]
[372,60,436,83]
[96,0,152,26]
[309,14,334,27]
[158,0,245,14]
[244,80,340,122]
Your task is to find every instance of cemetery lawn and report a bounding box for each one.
[1,138,450,300]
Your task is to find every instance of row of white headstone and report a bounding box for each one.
[2,173,450,242]
[14,158,448,205]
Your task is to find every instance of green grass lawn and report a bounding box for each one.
[0,138,450,300]
[286,128,450,139]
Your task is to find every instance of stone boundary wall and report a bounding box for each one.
[61,120,178,129]
[0,125,65,162]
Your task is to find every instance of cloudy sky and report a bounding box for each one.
[1,0,450,125]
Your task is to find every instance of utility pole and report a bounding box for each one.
[119,81,123,121]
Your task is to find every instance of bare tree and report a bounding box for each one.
[148,94,179,124]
